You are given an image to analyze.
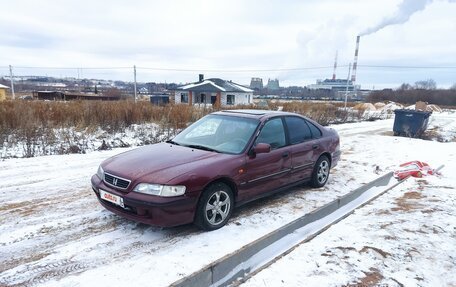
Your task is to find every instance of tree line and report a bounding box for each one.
[367,79,456,107]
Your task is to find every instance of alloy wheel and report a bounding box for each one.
[205,190,231,225]
[317,160,329,184]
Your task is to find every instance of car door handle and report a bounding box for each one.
[282,152,290,158]
[312,144,319,150]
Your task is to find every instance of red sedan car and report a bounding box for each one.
[91,110,340,230]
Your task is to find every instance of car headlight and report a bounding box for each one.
[133,183,186,197]
[97,165,104,180]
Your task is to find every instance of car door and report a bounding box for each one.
[285,116,323,183]
[238,117,292,201]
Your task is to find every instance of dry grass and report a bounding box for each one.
[0,99,365,158]
[0,101,202,155]
[270,101,364,125]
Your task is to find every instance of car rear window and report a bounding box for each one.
[307,121,322,138]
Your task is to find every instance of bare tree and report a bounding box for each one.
[398,83,412,90]
[414,79,437,90]
[450,83,456,90]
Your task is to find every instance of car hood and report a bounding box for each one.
[102,142,224,184]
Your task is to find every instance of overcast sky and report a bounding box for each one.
[1,0,455,88]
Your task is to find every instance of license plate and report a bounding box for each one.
[100,189,124,208]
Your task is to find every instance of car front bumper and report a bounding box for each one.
[91,175,198,227]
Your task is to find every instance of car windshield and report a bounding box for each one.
[172,114,259,154]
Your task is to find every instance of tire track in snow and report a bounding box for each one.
[0,211,197,287]
[1,259,91,287]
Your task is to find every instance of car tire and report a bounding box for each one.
[310,155,330,188]
[195,182,234,231]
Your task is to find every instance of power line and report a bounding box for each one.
[359,64,456,69]
[2,64,455,74]
[1,65,337,72]
[0,66,132,70]
[136,66,338,72]
[0,64,456,77]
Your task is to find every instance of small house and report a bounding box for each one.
[0,84,9,101]
[174,75,253,106]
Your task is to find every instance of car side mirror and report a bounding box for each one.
[252,143,271,155]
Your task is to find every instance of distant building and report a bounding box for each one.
[174,75,253,106]
[266,79,280,90]
[250,78,263,90]
[307,79,358,92]
[150,95,169,105]
[0,84,9,101]
[33,91,121,101]
[138,87,148,94]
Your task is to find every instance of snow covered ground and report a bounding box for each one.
[242,112,456,287]
[0,112,455,287]
[242,175,456,287]
[0,123,171,159]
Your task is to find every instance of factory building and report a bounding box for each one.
[249,78,263,90]
[266,79,280,90]
[307,79,358,92]
[308,36,362,97]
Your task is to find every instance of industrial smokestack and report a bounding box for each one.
[332,51,338,80]
[351,36,360,83]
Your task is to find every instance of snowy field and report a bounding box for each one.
[0,111,455,287]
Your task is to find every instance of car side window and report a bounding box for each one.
[307,121,322,138]
[285,116,312,144]
[256,118,286,149]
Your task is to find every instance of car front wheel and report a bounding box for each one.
[311,155,330,188]
[195,182,234,231]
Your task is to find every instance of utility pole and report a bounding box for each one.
[344,63,352,110]
[133,65,137,103]
[77,68,81,93]
[9,65,15,100]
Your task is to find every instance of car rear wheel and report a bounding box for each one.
[195,182,234,231]
[311,155,330,188]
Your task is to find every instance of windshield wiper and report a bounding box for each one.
[186,144,220,153]
[166,140,180,146]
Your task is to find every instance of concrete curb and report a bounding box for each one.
[170,172,398,287]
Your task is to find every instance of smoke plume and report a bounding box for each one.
[360,0,432,36]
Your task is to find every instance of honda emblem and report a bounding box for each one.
[112,178,118,186]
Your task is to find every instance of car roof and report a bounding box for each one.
[213,109,295,120]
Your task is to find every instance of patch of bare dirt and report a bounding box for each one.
[375,209,392,216]
[391,191,425,212]
[321,246,357,258]
[344,267,384,287]
[0,188,91,222]
[359,268,384,286]
[360,246,391,258]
